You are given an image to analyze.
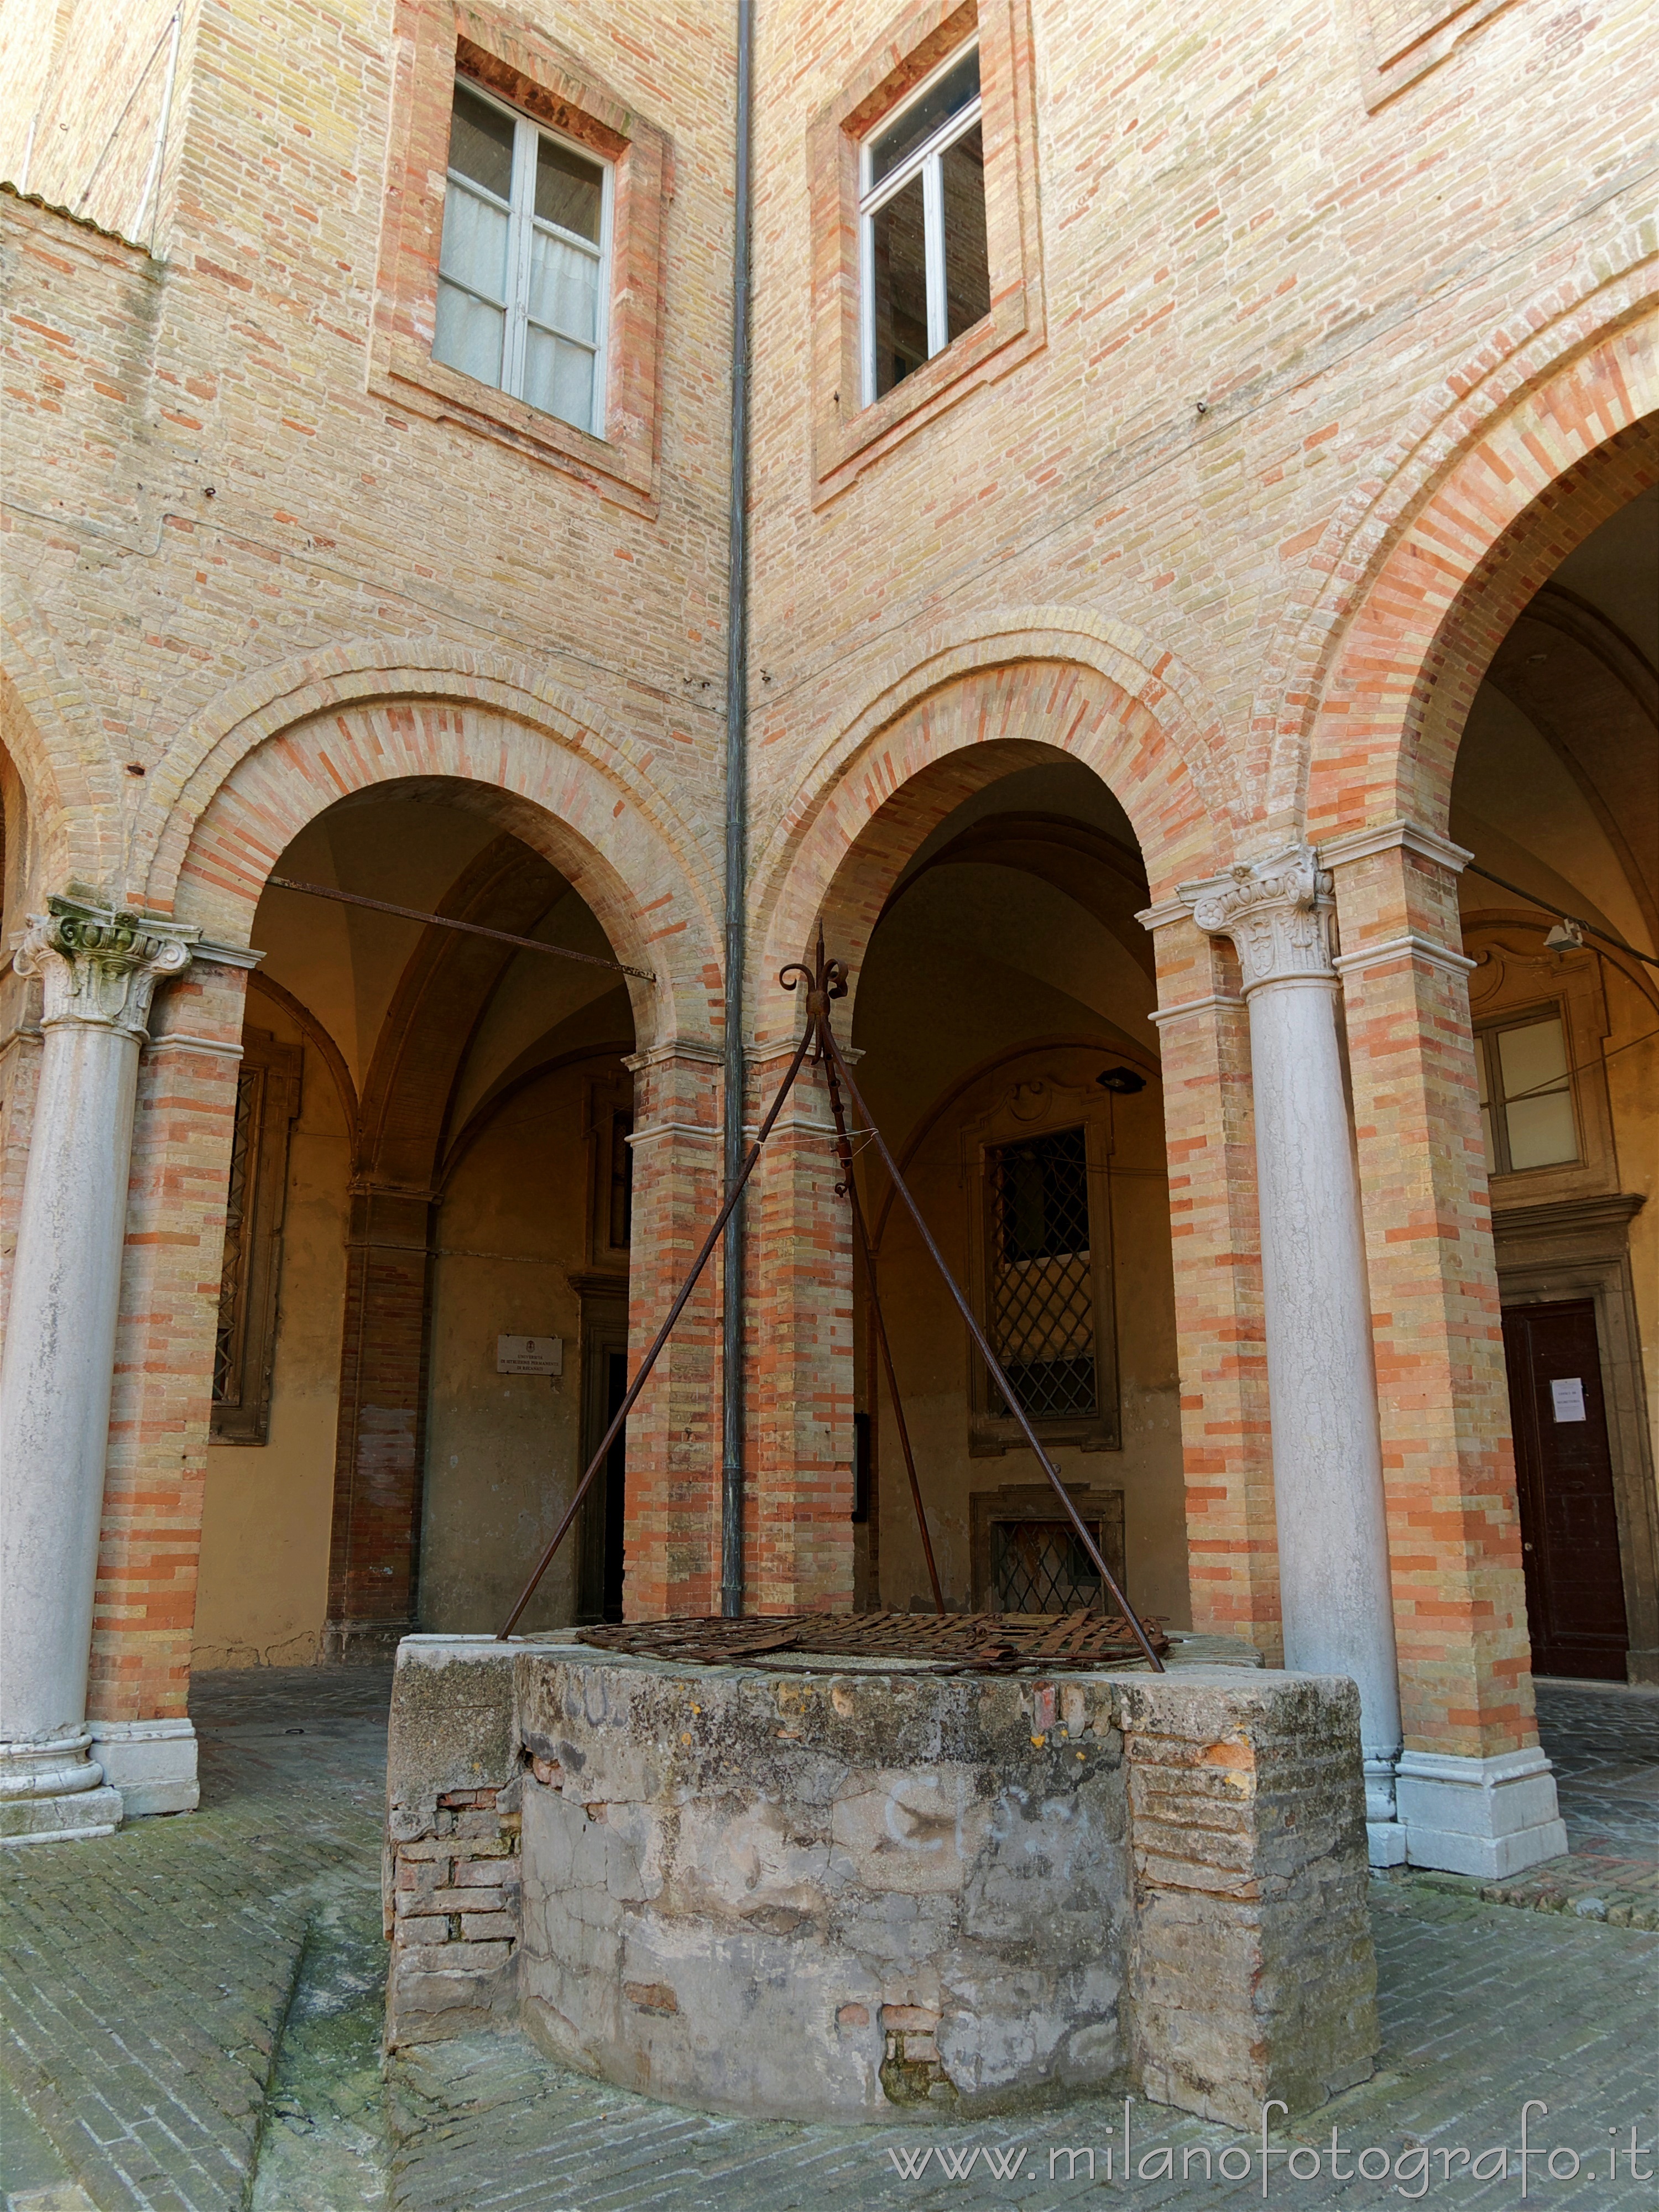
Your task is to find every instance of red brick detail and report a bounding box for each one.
[1331,844,1535,1761]
[620,1046,723,1621]
[1150,917,1281,1660]
[163,694,719,1056]
[91,961,249,1723]
[746,1053,855,1614]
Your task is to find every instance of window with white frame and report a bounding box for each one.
[434,80,611,436]
[859,41,990,405]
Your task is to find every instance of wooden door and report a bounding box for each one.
[1503,1298,1629,1679]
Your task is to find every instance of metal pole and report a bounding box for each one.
[264,875,653,981]
[720,0,758,1618]
[498,1019,814,1639]
[133,3,183,249]
[822,1052,945,1614]
[818,1026,1165,1671]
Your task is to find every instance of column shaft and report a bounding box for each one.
[1183,849,1402,1860]
[0,898,195,1843]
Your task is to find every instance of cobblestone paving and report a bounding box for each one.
[1399,1681,1659,1929]
[1,1669,390,2212]
[2,1667,1655,2212]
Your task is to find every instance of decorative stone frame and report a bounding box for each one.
[1493,1194,1658,1686]
[961,1074,1118,1457]
[968,1481,1125,1612]
[1467,932,1620,1209]
[806,0,1044,504]
[369,0,672,511]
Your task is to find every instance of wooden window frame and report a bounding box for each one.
[435,77,614,438]
[583,1070,634,1275]
[807,0,1044,503]
[1475,1003,1580,1179]
[962,1076,1118,1456]
[211,1030,302,1446]
[1467,934,1620,1209]
[370,1,672,512]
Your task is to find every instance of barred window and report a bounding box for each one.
[211,1032,301,1444]
[984,1125,1097,1420]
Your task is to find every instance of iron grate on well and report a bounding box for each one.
[572,1609,1167,1672]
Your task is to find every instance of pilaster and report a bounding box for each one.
[90,946,256,1810]
[620,1042,723,1620]
[1322,821,1544,1770]
[1140,903,1279,1660]
[745,1046,855,1615]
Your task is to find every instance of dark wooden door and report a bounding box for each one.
[1503,1299,1629,1679]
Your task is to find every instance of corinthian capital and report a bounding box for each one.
[1180,844,1335,992]
[13,896,199,1037]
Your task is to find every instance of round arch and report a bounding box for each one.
[1292,311,1659,842]
[166,692,722,1055]
[751,630,1235,1047]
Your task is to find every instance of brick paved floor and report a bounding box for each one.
[2,1668,1654,2212]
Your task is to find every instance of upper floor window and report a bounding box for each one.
[435,80,611,437]
[1477,1009,1579,1175]
[859,40,989,405]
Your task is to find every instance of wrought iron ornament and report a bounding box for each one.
[500,931,1165,1671]
[577,1609,1169,1672]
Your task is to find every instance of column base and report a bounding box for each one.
[90,1718,199,1818]
[1396,1747,1569,1878]
[1363,1753,1407,1867]
[0,1730,124,1846]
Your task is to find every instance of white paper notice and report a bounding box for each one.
[1550,1376,1586,1423]
[498,1334,563,1376]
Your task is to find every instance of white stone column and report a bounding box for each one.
[1181,847,1405,1865]
[0,896,197,1844]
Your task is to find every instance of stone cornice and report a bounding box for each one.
[1178,844,1336,992]
[12,897,199,1039]
[1318,820,1474,876]
[1332,933,1476,982]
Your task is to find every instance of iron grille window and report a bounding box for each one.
[991,1517,1105,1612]
[985,1124,1097,1420]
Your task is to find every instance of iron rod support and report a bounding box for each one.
[818,1027,1165,1671]
[823,1053,945,1614]
[265,876,654,983]
[497,1021,814,1639]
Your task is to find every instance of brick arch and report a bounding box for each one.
[753,640,1234,1048]
[165,690,721,1053]
[0,654,78,899]
[1287,300,1659,842]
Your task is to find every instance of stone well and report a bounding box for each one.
[384,1636,1380,2126]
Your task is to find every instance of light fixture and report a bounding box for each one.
[1543,917,1585,952]
[1097,1066,1146,1095]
